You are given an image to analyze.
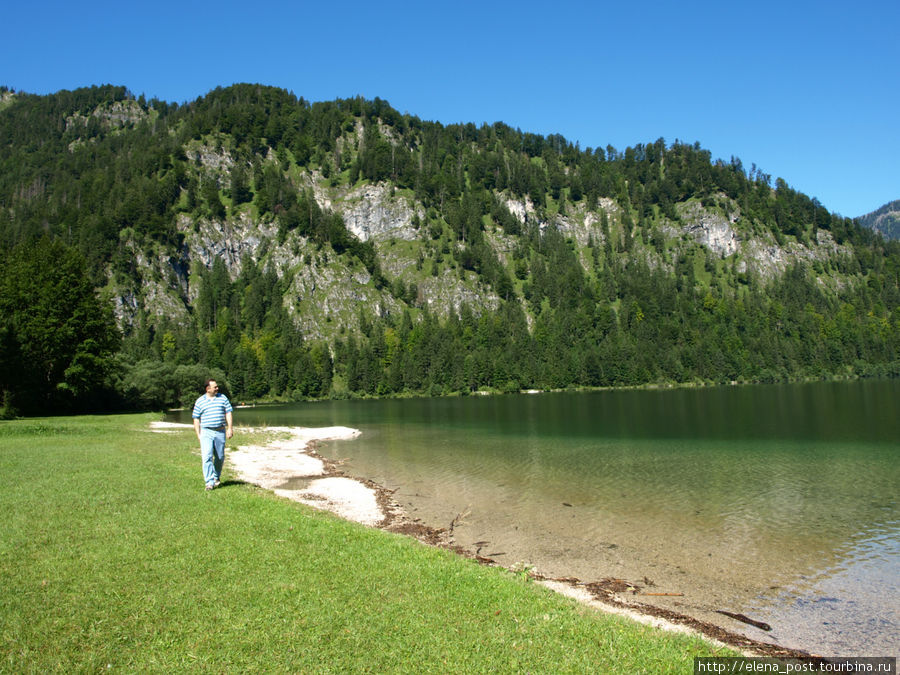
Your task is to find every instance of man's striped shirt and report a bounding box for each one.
[192,393,233,428]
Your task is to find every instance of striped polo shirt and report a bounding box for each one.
[192,393,233,429]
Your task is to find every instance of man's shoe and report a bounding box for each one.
[213,480,221,488]
[205,484,214,491]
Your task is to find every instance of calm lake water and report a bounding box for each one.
[171,380,899,655]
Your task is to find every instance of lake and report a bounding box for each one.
[170,380,899,655]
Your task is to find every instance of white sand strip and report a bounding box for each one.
[539,580,746,653]
[230,445,326,481]
[150,420,378,524]
[223,426,382,525]
[540,580,694,635]
[285,476,383,527]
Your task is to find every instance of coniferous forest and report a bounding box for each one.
[0,84,898,415]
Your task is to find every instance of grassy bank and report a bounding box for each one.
[0,414,734,672]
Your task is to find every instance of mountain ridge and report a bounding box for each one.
[1,84,897,412]
[858,199,900,240]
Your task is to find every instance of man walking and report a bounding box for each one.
[192,379,234,491]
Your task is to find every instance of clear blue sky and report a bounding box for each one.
[3,0,897,217]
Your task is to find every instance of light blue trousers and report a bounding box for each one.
[201,427,226,486]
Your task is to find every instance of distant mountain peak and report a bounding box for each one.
[858,200,900,240]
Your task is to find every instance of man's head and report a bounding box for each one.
[204,379,219,396]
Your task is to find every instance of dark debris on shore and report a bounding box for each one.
[304,441,813,659]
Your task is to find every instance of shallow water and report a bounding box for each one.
[170,380,899,655]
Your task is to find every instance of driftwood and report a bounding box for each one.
[716,610,772,632]
[585,578,640,594]
[448,507,472,534]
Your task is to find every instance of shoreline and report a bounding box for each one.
[198,371,898,409]
[151,421,811,658]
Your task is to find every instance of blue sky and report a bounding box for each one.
[3,0,897,217]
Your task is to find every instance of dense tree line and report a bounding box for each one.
[0,237,120,415]
[119,254,334,404]
[1,84,898,412]
[113,216,898,402]
[332,232,899,397]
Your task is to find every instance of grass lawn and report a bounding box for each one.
[0,413,735,672]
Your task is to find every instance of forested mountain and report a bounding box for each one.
[858,200,900,240]
[1,84,898,415]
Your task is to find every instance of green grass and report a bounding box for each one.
[0,413,735,672]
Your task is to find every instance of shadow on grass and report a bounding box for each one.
[202,479,248,492]
[217,479,247,489]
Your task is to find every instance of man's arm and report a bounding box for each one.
[225,411,234,439]
[194,417,201,440]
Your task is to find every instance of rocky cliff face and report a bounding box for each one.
[109,172,500,337]
[108,163,861,341]
[66,100,147,131]
[286,251,394,340]
[185,213,276,280]
[678,200,739,258]
[339,183,422,242]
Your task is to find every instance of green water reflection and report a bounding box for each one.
[169,380,899,653]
